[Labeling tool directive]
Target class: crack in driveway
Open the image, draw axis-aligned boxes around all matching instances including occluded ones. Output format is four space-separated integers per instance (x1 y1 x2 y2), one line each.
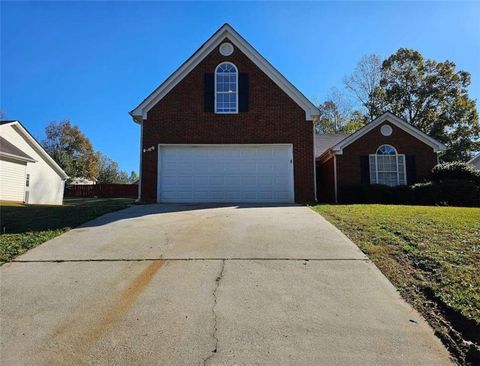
10 257 369 263
203 259 226 366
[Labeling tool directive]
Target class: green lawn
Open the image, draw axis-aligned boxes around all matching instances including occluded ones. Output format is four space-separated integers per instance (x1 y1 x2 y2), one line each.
312 204 479 363
0 198 135 263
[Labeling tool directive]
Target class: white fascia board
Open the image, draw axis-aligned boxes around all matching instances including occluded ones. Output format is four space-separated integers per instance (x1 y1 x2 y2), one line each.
331 112 447 154
130 24 320 123
7 121 69 180
0 151 36 163
468 153 480 164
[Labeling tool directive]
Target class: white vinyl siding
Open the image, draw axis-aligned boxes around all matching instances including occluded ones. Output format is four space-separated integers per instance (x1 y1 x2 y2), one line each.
0 159 26 202
0 124 65 205
157 145 294 203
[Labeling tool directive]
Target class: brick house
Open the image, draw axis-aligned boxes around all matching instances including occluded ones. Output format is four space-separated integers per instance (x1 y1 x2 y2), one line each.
130 24 446 204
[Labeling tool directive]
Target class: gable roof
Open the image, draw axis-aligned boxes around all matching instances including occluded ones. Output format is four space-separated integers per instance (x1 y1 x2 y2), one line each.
0 136 36 163
0 120 68 179
328 112 447 155
130 23 320 123
315 133 349 157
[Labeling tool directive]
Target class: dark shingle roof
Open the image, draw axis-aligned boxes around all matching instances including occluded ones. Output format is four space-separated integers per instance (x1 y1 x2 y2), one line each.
315 133 350 157
0 136 35 162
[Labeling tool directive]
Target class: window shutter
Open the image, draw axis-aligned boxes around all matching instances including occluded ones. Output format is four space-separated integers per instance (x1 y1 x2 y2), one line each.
204 73 214 112
360 156 370 185
406 155 416 185
238 73 249 112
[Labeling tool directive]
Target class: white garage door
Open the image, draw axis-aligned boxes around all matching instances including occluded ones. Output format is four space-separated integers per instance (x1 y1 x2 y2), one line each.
158 145 294 203
0 159 26 202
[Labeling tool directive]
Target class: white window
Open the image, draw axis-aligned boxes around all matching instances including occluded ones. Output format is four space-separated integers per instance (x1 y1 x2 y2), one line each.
215 62 238 114
369 145 406 186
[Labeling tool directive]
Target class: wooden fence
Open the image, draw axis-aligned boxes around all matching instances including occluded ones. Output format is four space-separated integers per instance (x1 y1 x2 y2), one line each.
65 184 138 198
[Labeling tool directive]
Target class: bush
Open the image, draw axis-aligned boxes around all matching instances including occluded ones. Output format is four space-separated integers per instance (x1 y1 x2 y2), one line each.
339 180 479 207
432 162 480 184
339 184 411 204
412 182 442 205
439 179 480 207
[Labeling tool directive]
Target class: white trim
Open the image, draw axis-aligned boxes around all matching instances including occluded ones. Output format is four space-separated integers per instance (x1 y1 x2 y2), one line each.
313 125 317 202
156 143 295 203
369 147 407 186
376 144 398 155
157 143 293 147
214 62 239 114
468 153 480 165
0 151 36 163
331 112 447 154
137 122 143 202
130 23 319 122
1 121 68 179
333 155 338 203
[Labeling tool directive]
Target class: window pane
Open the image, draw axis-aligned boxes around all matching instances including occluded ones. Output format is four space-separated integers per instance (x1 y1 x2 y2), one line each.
215 63 238 113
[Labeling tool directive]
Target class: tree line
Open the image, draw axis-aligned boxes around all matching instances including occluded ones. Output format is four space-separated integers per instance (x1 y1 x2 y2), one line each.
316 48 479 162
42 121 138 184
38 48 478 174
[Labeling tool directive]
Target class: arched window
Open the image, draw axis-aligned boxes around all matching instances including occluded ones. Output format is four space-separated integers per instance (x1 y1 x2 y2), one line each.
369 144 406 186
215 62 238 113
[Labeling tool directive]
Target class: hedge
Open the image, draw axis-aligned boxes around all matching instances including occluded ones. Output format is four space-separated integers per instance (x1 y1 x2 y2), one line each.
338 161 480 207
432 161 480 184
339 180 479 207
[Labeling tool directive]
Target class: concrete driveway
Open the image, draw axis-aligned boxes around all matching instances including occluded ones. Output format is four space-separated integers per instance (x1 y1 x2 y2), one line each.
1 204 451 365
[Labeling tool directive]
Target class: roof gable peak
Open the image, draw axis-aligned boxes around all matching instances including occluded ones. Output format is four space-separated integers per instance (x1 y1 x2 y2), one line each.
330 112 447 154
130 24 319 123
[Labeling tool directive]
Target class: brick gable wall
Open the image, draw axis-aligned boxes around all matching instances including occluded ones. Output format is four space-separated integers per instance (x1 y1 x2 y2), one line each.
336 121 438 190
140 38 315 203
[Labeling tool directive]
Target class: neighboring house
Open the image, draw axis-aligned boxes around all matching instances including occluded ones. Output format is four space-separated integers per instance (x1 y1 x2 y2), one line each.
468 153 480 169
0 120 68 205
130 24 446 204
70 177 97 185
316 113 446 202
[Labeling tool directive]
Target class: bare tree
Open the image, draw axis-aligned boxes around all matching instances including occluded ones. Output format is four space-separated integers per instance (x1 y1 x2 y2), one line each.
343 54 383 121
316 88 356 133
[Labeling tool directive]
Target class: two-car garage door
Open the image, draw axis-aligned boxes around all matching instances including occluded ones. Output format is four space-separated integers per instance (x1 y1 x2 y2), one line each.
157 145 294 203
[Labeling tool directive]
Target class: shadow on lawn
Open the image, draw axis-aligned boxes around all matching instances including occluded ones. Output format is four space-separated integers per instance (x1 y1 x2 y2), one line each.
0 199 299 233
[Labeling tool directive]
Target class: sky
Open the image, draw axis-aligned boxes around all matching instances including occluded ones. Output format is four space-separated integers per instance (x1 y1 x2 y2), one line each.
2 1 479 174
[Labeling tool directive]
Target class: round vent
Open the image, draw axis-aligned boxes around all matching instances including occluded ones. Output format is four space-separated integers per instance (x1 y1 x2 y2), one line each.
380 124 393 136
219 42 234 56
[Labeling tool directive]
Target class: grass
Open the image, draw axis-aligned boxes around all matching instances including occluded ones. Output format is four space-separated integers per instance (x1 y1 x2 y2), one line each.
311 204 480 363
0 197 135 263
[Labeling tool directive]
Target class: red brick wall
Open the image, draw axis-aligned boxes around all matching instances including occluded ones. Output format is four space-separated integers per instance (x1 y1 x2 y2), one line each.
140 37 315 203
336 121 438 190
316 156 336 203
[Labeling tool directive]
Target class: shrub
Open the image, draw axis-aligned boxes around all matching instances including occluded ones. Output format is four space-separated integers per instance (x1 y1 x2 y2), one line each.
439 179 480 207
391 185 416 204
361 184 392 203
339 184 412 204
412 182 442 205
338 179 480 207
432 162 480 184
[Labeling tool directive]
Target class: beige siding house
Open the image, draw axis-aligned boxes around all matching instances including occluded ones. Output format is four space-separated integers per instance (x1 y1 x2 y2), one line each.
0 120 68 205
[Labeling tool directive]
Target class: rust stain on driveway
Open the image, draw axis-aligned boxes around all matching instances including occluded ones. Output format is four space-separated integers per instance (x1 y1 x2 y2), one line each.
90 259 165 337
48 260 165 364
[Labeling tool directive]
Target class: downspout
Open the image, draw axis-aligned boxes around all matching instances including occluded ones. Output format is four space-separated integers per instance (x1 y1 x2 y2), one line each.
313 123 317 203
137 121 143 203
333 154 338 204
